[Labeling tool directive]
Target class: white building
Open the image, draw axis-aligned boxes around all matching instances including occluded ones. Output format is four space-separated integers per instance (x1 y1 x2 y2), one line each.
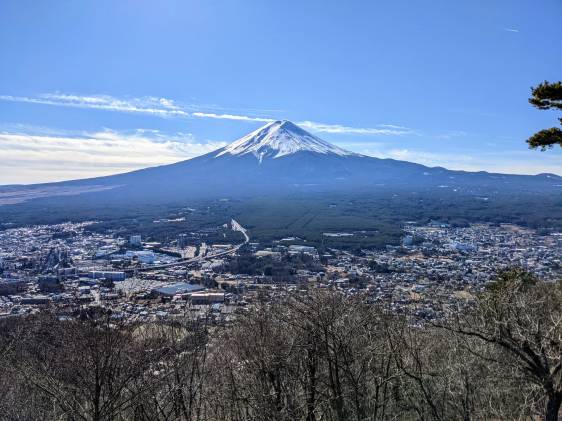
125 250 155 264
88 271 126 281
129 235 142 246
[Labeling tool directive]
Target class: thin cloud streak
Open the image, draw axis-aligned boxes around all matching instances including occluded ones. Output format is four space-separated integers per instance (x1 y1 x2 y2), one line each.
503 28 520 33
0 93 412 136
0 94 189 118
192 112 274 123
298 120 413 136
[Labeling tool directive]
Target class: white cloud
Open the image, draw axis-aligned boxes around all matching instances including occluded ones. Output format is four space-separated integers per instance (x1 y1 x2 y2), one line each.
0 94 190 118
297 120 413 136
0 92 413 136
359 147 562 176
192 112 274 122
503 28 519 33
0 129 226 184
378 124 411 129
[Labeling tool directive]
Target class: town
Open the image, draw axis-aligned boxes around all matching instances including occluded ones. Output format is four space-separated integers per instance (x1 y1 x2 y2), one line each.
1 218 560 322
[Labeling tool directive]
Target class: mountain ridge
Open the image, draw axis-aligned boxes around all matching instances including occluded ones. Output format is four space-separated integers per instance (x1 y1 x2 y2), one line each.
0 121 560 205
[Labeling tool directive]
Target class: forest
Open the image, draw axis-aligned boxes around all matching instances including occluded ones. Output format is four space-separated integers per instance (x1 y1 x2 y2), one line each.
1 189 561 250
1 269 561 421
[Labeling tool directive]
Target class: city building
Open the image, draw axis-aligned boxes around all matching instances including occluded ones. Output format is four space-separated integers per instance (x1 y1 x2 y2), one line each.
129 235 142 246
151 282 206 298
88 271 126 281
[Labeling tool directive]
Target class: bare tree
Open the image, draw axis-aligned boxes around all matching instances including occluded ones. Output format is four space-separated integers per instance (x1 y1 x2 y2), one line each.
450 269 562 420
10 309 168 421
2 274 559 421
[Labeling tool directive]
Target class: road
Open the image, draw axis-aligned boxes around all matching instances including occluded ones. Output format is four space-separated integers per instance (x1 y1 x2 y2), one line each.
231 218 250 243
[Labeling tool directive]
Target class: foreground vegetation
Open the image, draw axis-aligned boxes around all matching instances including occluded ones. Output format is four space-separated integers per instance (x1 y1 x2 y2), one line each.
1 269 561 421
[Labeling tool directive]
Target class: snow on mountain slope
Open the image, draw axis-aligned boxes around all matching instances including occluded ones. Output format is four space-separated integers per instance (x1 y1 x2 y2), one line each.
216 120 357 161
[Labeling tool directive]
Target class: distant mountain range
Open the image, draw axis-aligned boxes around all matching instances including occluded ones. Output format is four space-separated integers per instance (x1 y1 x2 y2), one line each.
1 120 560 205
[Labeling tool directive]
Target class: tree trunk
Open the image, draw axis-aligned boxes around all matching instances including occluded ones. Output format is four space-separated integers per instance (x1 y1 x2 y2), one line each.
306 347 317 421
545 393 561 421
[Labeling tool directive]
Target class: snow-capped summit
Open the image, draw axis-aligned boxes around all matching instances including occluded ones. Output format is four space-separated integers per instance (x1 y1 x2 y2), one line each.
216 120 355 161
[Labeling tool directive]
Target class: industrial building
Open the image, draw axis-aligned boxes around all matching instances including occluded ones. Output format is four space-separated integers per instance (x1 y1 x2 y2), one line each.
151 282 205 298
88 271 126 281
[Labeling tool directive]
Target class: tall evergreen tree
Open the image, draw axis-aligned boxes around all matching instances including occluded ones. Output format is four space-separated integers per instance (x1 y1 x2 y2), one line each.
527 81 562 150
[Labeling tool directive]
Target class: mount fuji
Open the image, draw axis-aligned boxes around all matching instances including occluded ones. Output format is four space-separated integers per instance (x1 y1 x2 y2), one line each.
1 120 560 206
216 120 355 160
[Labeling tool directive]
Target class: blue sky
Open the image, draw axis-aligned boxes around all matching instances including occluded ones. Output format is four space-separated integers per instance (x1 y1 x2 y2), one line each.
1 0 561 184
